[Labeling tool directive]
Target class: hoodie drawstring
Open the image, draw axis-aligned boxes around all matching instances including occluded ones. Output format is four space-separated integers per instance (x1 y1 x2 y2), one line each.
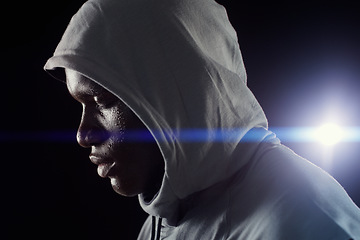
151 216 162 240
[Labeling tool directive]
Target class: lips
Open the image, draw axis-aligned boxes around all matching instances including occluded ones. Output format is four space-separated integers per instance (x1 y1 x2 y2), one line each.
89 154 115 178
97 162 115 178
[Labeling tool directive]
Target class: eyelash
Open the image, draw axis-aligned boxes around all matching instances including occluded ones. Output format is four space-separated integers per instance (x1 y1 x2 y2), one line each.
96 102 116 110
94 97 117 109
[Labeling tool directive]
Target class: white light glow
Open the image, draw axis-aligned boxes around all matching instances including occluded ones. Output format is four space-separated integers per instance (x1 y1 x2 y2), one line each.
314 123 345 146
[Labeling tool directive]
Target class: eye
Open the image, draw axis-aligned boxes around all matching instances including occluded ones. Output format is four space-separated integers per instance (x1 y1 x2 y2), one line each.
94 95 118 109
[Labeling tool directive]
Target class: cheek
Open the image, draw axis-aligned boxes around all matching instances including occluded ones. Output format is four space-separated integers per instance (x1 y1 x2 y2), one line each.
101 103 161 165
109 107 151 142
100 106 130 140
99 106 145 159
105 107 126 128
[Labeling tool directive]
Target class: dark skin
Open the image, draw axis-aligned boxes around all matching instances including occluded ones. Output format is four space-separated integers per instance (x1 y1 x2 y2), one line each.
65 69 164 198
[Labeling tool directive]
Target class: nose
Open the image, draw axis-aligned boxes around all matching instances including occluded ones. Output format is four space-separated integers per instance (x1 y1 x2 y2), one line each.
76 107 109 148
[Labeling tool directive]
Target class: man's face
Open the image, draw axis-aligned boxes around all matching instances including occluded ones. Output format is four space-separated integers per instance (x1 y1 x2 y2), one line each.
65 69 164 197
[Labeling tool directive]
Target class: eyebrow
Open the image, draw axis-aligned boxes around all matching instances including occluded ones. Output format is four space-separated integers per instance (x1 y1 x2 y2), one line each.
70 86 105 103
67 75 108 100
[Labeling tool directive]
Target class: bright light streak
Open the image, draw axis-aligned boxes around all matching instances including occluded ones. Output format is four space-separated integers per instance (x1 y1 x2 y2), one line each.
314 123 345 146
2 126 360 144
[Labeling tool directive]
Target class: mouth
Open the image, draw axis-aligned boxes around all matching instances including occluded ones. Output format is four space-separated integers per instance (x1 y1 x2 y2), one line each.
89 154 115 178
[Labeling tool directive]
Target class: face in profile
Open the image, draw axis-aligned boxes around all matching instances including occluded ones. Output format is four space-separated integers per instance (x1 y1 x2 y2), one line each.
65 69 164 197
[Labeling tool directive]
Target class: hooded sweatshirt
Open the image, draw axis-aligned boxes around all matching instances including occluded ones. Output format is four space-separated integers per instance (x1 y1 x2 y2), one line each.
44 0 360 239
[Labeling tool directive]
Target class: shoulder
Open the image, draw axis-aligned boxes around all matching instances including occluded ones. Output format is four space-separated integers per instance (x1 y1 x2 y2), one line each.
226 144 357 239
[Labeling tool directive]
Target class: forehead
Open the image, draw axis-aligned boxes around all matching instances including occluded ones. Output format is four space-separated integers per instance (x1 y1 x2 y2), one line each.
65 69 105 97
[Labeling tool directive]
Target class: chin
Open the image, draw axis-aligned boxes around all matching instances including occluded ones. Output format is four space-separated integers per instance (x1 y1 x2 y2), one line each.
110 177 139 197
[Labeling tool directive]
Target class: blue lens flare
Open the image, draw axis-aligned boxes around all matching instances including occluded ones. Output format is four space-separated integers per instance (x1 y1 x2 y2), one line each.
0 130 77 143
2 126 360 143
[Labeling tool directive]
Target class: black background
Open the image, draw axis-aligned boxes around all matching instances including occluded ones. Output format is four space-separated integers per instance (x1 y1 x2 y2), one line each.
3 1 360 239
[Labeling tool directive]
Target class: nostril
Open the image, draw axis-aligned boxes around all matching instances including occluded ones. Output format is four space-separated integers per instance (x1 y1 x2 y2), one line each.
77 128 110 148
76 129 90 148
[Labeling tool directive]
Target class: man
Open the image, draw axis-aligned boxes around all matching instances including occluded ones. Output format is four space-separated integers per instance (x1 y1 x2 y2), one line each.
44 0 360 239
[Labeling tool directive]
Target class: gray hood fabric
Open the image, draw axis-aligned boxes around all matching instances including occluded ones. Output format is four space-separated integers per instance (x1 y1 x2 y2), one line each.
44 0 360 239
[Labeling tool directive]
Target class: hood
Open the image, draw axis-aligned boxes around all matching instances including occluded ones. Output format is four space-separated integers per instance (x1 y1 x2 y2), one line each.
44 0 274 224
